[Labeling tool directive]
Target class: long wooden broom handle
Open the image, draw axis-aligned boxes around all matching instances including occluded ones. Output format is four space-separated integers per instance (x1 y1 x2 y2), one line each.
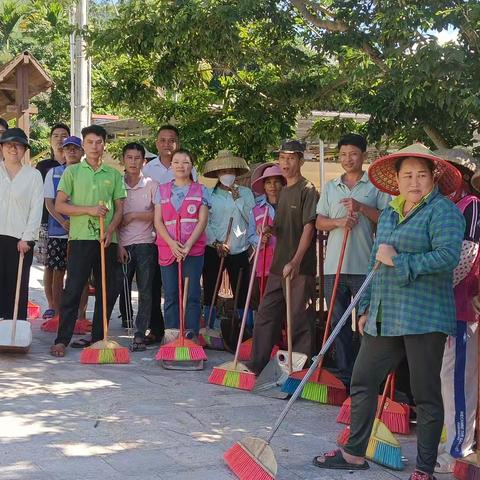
285 275 293 374
99 215 109 341
176 219 185 341
206 217 234 327
376 373 393 419
233 211 268 368
10 252 25 344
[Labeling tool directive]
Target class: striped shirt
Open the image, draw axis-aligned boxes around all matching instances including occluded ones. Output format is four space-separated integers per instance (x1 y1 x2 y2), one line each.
358 188 465 337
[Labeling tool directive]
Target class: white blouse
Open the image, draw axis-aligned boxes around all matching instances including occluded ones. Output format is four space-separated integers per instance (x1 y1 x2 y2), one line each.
0 162 44 241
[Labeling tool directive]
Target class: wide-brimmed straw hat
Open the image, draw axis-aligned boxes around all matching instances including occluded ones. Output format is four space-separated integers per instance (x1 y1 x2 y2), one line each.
434 148 478 183
368 143 462 196
470 170 480 194
202 150 250 179
251 163 286 195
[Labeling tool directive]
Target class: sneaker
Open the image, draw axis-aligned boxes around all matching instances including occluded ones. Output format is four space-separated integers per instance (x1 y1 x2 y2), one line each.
409 470 436 480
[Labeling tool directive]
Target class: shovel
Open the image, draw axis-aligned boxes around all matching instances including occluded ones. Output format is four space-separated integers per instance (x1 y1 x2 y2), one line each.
0 253 33 353
252 276 307 399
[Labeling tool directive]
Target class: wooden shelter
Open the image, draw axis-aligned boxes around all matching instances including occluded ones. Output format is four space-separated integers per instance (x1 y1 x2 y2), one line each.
0 51 53 162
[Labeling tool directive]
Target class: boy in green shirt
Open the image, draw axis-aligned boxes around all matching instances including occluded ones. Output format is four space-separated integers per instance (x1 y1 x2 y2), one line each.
50 125 126 357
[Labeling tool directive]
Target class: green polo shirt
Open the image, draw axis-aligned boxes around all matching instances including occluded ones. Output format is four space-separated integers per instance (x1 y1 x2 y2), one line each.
316 171 391 275
58 160 126 243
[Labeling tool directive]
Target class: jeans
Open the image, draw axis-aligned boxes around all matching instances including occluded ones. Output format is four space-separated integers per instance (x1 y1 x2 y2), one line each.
160 255 204 334
56 240 120 346
324 274 365 386
346 332 446 474
120 243 157 339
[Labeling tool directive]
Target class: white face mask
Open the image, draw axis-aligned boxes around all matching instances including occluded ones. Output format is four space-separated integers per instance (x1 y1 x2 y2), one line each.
219 173 236 187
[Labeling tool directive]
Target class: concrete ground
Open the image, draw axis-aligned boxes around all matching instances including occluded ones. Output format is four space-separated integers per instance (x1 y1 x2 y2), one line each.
0 261 455 480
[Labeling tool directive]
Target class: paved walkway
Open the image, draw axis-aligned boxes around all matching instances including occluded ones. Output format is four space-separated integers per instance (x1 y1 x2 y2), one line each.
0 262 454 480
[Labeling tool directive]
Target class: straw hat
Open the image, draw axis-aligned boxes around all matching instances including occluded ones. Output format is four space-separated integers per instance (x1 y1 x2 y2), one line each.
368 143 462 196
471 170 480 193
202 150 250 178
251 163 286 195
434 148 478 183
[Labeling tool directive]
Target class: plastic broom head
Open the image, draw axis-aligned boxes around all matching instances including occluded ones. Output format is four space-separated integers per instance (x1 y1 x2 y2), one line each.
224 437 277 480
79 339 130 364
208 361 256 391
156 338 207 361
366 419 403 470
300 368 347 406
238 338 253 361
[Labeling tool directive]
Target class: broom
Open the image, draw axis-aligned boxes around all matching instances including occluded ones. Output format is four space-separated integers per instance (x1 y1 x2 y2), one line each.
337 372 410 434
156 254 207 363
80 215 130 364
337 372 408 462
224 265 379 480
200 217 234 350
453 313 480 480
282 230 350 406
208 212 268 390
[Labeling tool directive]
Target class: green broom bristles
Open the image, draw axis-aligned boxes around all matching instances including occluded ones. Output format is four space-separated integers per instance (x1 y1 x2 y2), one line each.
301 382 328 403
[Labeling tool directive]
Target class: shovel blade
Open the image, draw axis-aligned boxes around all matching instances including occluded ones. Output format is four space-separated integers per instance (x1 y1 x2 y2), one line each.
0 319 32 353
253 350 307 399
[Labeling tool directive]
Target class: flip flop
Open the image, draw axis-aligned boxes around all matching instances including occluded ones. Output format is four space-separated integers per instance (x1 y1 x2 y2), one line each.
130 337 147 352
312 450 370 470
42 309 56 319
70 338 92 349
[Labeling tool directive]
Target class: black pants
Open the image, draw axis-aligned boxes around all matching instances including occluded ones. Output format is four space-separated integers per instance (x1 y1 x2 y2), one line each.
55 240 120 346
0 235 33 320
148 263 165 340
202 246 250 309
345 332 447 474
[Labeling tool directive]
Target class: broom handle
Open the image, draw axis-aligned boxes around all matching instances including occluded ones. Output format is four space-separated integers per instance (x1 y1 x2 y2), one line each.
10 253 25 344
178 258 184 339
389 372 396 400
233 211 268 368
314 229 350 376
285 275 293 374
99 215 109 340
259 207 270 297
266 263 379 443
377 373 393 419
206 217 234 327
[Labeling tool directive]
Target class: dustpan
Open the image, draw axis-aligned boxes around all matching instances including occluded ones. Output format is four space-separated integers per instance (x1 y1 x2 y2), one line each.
0 253 32 353
253 275 307 399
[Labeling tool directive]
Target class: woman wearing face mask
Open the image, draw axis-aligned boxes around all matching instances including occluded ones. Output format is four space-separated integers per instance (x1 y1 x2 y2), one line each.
314 144 465 480
202 150 255 333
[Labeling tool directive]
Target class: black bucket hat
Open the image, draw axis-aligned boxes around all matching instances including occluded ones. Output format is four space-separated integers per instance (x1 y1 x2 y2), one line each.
0 128 30 149
274 139 306 156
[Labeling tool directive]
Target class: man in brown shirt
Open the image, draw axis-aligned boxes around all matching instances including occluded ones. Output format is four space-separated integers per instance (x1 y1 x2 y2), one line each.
248 140 319 374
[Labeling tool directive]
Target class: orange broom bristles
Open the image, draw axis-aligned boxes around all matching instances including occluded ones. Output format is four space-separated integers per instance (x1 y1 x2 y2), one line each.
80 344 130 364
156 337 207 361
224 443 274 480
41 315 92 335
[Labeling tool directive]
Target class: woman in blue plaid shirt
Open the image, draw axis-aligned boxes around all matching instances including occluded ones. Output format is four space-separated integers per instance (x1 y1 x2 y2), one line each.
314 144 465 480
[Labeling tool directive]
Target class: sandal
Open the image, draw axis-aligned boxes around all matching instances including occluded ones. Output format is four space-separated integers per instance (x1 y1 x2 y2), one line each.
312 450 369 470
70 338 92 349
42 309 56 319
410 471 437 480
50 343 66 357
434 452 455 474
130 337 146 352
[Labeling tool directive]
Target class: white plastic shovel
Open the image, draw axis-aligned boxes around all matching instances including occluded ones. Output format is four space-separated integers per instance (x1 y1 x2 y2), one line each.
0 253 33 353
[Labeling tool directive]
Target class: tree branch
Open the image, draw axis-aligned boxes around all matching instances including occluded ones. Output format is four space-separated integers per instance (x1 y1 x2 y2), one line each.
290 0 348 32
423 124 449 149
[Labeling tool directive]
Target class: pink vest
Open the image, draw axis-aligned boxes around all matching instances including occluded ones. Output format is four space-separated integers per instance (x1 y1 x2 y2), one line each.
454 195 480 322
156 181 206 266
253 205 276 278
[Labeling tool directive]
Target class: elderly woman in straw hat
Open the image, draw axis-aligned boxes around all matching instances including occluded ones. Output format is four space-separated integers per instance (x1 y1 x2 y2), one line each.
433 148 480 473
202 150 255 334
315 144 465 480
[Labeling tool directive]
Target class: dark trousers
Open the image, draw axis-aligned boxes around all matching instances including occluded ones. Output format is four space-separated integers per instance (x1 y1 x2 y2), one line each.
119 243 157 338
251 273 315 373
324 274 365 386
148 263 165 340
0 235 33 320
203 246 250 309
346 332 447 474
55 240 120 346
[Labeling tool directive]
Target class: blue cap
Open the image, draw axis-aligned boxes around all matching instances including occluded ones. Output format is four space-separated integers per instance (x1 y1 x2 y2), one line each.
62 136 82 148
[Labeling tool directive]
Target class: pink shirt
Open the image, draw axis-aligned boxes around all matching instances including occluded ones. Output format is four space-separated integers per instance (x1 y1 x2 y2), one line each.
119 175 158 247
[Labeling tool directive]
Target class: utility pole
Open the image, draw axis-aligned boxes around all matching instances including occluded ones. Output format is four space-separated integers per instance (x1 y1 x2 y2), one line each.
70 0 91 136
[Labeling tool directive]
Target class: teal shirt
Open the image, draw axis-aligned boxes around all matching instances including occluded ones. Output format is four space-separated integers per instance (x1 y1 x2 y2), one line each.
316 171 391 275
206 185 255 255
358 188 465 336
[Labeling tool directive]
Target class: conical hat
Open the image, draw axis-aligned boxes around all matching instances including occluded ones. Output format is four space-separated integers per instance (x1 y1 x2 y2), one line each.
434 148 478 183
368 143 462 196
202 150 250 178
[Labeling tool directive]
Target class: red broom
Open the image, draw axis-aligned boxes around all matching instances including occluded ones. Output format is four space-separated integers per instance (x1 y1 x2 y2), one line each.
80 214 130 364
41 316 92 335
282 230 350 405
225 266 380 479
453 313 480 479
27 301 41 320
337 372 410 434
208 212 268 390
156 231 207 364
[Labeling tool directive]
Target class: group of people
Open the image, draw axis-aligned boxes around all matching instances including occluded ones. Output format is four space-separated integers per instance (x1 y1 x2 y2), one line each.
1 116 479 480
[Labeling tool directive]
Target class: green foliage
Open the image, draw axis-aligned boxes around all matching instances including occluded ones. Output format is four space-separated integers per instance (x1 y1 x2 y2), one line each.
309 118 364 142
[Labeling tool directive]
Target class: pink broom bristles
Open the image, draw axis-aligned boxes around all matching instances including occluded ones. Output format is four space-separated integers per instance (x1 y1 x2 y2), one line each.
80 346 130 364
208 366 255 391
238 339 253 361
224 443 274 480
156 339 207 361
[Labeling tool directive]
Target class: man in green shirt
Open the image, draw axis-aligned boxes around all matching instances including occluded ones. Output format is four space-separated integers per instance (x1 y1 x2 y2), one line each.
50 125 126 357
